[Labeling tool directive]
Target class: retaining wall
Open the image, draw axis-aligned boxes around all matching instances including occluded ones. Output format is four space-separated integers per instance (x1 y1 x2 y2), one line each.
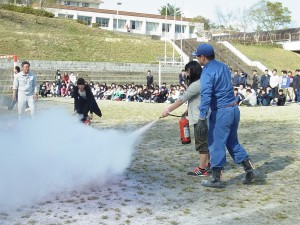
0 60 184 92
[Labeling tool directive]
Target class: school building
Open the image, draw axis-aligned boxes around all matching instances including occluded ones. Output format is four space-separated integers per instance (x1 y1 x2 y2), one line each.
45 0 204 40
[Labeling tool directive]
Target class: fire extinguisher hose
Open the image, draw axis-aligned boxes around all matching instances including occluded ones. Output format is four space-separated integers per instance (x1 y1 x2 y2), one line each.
159 114 183 119
168 114 182 118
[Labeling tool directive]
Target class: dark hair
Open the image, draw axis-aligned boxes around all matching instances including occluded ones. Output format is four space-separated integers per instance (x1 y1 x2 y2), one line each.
184 61 202 86
21 61 30 67
206 55 215 60
77 78 85 85
15 66 20 73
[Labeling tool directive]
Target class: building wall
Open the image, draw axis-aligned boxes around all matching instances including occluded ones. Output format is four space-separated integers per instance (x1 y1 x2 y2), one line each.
56 0 101 9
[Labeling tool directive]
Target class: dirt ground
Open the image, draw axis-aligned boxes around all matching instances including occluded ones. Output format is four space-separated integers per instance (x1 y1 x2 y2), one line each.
0 98 300 225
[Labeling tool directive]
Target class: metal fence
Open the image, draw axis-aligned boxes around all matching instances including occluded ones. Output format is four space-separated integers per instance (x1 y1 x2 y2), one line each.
211 29 300 44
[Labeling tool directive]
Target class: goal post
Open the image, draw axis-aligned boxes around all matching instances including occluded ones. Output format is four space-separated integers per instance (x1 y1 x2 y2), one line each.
157 56 186 87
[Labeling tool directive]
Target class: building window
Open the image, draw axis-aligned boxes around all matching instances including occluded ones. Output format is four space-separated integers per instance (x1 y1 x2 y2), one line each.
113 19 126 28
58 14 74 19
82 3 89 7
146 22 159 32
66 14 74 19
175 24 185 33
189 26 195 34
77 15 92 25
96 17 109 27
64 1 70 5
162 23 170 32
130 21 142 30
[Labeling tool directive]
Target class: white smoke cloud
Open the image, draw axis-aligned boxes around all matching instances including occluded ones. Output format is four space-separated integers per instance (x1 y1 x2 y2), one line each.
0 108 149 210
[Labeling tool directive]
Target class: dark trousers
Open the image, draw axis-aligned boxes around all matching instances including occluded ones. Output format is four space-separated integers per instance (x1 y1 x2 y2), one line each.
77 100 90 118
271 86 279 99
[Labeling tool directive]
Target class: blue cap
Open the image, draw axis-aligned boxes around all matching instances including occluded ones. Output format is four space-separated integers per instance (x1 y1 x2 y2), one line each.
192 43 215 57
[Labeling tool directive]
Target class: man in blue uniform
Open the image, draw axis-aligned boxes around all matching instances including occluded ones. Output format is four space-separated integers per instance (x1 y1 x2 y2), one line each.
193 44 260 188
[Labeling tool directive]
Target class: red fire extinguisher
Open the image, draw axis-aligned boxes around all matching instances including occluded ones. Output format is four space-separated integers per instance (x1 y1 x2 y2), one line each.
179 116 191 144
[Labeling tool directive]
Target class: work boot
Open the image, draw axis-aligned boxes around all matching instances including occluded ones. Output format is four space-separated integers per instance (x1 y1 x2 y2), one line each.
241 158 260 184
201 168 225 188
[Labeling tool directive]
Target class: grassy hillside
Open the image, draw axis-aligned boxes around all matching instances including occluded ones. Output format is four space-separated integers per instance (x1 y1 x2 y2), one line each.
0 9 177 63
233 43 300 72
1 9 299 69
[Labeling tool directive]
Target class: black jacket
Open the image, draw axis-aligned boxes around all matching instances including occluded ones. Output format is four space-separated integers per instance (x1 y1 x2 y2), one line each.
73 85 102 117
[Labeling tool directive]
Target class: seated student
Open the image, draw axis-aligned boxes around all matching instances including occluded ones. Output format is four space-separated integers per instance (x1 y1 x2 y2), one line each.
73 78 102 123
113 85 124 101
102 86 114 100
126 87 137 101
40 82 47 98
136 86 145 102
256 88 263 105
142 88 152 102
150 87 160 103
260 89 272 106
234 87 244 104
166 88 179 103
158 86 168 103
238 84 247 97
277 89 286 106
266 85 275 105
239 89 257 106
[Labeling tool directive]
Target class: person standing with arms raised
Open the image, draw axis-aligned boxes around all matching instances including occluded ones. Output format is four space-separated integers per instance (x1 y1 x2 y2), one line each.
12 61 38 119
193 44 260 188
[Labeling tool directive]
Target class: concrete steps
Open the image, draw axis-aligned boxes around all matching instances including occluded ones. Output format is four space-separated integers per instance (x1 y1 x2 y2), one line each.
0 60 184 94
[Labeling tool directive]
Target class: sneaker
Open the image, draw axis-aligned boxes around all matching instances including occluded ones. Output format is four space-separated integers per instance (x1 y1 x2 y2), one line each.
204 163 211 173
187 167 208 177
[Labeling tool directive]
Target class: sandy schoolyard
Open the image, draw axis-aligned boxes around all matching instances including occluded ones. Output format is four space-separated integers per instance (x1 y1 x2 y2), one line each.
0 98 299 225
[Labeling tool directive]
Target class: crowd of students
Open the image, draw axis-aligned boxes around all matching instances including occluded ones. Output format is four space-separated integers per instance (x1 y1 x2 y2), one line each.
38 70 188 103
39 68 300 107
232 68 300 106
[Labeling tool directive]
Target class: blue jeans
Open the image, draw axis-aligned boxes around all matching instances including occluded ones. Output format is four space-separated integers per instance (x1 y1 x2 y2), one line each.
208 105 249 169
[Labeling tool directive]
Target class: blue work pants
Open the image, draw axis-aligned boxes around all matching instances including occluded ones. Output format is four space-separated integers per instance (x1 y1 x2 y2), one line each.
208 105 249 169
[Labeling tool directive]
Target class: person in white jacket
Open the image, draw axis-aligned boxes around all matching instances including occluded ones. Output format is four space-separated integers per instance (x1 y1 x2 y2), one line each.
161 61 210 177
270 69 280 104
240 89 257 106
12 61 38 119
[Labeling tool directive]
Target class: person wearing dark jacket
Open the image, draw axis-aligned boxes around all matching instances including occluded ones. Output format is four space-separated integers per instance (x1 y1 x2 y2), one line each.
259 89 272 106
277 89 286 106
294 69 300 103
260 69 270 89
252 70 259 92
73 78 102 123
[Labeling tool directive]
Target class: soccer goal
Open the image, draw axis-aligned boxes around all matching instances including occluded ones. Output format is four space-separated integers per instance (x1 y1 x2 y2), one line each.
0 54 18 108
157 57 187 87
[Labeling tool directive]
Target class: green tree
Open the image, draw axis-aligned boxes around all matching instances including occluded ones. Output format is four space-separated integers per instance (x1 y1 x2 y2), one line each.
158 3 181 17
248 0 291 41
192 15 213 30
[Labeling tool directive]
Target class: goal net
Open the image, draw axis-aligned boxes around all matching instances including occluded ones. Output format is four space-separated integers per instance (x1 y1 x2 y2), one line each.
0 55 17 108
